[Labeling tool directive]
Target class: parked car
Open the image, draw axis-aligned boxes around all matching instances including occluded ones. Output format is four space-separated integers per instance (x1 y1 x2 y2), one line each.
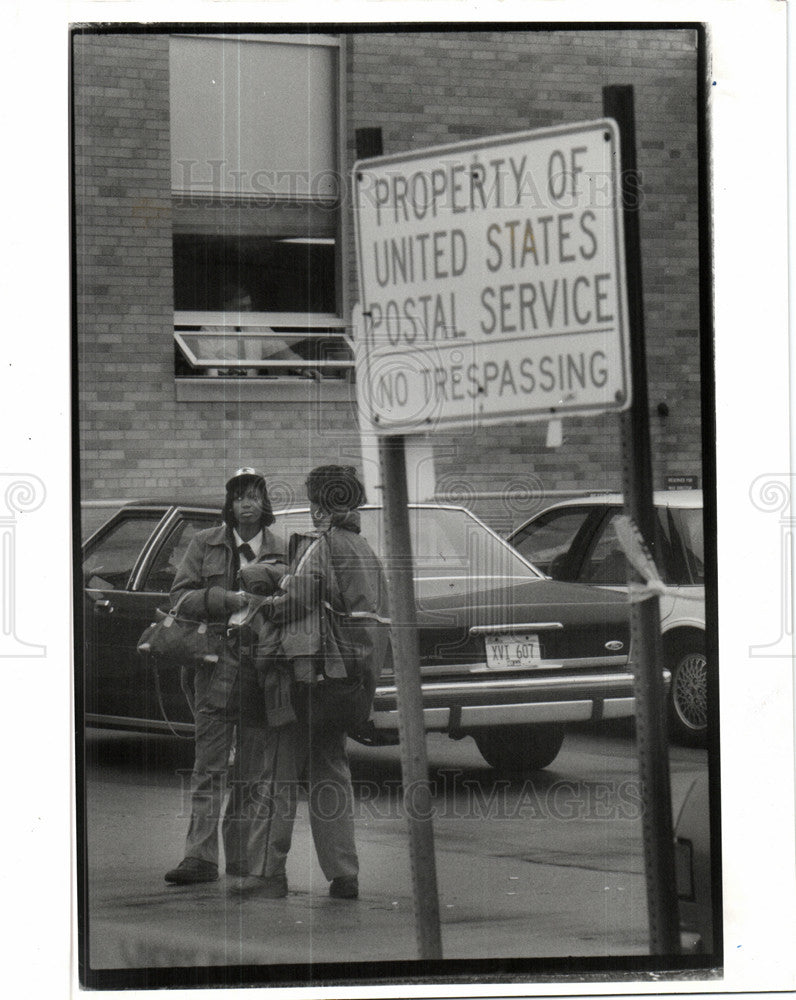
674 774 715 954
80 501 641 775
506 491 706 745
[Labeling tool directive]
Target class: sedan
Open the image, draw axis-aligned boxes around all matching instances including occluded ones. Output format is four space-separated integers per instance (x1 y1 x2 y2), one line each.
80 501 637 775
507 490 707 745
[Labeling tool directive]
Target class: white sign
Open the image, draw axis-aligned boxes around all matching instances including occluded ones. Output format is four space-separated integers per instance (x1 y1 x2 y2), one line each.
353 120 631 434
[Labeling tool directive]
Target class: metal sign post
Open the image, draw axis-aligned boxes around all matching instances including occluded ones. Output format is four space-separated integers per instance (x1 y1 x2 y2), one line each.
603 85 681 955
354 106 679 957
355 128 443 961
379 434 443 961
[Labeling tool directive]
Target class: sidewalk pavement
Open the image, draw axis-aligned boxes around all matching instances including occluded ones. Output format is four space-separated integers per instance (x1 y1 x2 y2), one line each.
88 817 649 970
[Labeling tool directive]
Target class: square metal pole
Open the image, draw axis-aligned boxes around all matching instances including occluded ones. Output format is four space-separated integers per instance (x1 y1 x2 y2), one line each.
356 127 443 961
603 85 681 956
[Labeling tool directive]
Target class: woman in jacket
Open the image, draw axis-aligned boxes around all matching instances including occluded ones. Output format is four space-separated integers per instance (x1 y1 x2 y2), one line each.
234 465 390 900
163 468 287 886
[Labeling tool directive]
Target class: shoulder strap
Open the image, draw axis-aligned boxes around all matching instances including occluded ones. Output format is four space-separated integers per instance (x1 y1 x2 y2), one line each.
321 529 347 614
151 664 193 740
169 591 192 616
291 532 324 576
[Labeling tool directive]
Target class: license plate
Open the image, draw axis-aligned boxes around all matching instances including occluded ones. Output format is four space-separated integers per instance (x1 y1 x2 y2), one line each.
484 632 542 669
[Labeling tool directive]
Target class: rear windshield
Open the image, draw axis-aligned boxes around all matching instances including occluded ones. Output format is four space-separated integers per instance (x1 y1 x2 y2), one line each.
272 507 542 582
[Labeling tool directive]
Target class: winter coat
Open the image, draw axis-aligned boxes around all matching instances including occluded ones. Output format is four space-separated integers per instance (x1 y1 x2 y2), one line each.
170 523 286 620
258 510 391 691
170 523 287 710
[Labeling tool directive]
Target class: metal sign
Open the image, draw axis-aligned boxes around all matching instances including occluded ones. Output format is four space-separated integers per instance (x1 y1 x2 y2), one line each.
353 120 631 434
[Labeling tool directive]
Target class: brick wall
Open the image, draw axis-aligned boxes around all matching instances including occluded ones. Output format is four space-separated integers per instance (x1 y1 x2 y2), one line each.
345 28 703 501
73 33 360 506
74 34 174 497
74 29 704 515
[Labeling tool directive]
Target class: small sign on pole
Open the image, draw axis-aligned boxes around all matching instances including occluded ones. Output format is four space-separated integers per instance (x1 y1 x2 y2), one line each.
354 121 631 435
665 474 699 491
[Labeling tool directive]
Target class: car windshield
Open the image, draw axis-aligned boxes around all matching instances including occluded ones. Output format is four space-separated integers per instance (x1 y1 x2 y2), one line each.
273 506 543 583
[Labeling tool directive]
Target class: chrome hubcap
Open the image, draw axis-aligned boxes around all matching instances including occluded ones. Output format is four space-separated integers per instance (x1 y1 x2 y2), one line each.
673 652 708 730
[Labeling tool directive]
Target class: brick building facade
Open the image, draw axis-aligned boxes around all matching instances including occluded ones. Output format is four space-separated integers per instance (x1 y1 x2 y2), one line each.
73 27 705 529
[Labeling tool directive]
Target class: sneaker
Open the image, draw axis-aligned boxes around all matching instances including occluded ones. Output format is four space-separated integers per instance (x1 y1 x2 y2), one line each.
229 874 288 899
164 857 219 885
329 875 359 899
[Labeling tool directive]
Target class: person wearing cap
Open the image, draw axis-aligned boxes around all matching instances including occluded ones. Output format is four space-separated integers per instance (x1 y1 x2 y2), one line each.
163 468 287 886
232 464 390 901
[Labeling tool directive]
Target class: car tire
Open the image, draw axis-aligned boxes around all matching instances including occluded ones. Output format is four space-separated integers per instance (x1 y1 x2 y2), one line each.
668 638 708 747
473 724 565 775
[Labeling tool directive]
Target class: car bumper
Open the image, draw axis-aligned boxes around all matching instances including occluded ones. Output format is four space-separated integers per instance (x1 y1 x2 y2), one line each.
88 669 670 739
371 669 652 733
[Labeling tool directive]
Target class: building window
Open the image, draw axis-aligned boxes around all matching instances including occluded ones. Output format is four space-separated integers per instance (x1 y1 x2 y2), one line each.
169 34 351 380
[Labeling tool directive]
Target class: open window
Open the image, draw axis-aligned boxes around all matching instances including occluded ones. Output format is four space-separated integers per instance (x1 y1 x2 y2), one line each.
170 34 351 381
140 514 221 594
82 512 165 592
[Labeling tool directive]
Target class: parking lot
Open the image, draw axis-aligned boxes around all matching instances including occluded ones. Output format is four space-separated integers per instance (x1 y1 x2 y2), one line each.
83 724 709 973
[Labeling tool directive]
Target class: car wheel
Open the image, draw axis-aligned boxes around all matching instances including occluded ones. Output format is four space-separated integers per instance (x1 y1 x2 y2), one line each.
473 724 565 775
668 640 708 746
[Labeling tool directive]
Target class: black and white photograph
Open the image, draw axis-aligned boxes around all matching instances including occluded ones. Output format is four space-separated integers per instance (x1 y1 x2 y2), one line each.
2 2 795 998
71 19 718 989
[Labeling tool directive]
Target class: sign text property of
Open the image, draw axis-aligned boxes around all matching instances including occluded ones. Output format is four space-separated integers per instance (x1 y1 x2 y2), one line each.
353 120 631 433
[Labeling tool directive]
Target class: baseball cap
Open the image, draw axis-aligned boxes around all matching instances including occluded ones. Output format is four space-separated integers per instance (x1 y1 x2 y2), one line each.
226 467 266 492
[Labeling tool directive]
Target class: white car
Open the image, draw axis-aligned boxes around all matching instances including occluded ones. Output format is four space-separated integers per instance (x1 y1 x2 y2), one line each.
507 491 707 745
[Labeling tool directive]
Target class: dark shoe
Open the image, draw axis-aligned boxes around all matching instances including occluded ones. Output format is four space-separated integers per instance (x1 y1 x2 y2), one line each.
229 874 288 899
164 857 218 885
329 875 359 899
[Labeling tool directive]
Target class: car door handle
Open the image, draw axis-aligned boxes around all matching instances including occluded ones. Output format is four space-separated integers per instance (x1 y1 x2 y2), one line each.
94 599 114 614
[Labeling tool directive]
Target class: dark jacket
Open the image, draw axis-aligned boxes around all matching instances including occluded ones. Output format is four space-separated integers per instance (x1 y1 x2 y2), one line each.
170 523 287 620
262 510 391 682
170 523 287 712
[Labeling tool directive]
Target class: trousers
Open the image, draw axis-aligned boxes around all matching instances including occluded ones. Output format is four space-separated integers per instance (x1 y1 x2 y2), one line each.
180 643 267 872
247 709 358 883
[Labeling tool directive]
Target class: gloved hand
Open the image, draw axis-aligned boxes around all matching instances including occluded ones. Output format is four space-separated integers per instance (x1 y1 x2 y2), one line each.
239 561 284 595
